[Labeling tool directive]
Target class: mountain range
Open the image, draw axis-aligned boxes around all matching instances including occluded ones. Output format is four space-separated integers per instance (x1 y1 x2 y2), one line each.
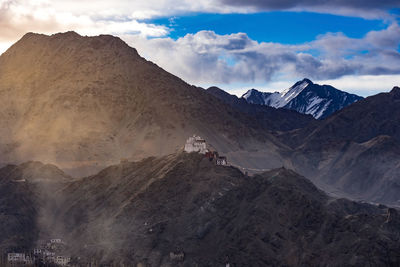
284 86 400 205
1 31 400 266
242 78 363 119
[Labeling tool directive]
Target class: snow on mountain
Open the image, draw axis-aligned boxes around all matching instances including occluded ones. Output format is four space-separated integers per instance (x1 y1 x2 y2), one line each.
241 89 273 105
242 78 363 119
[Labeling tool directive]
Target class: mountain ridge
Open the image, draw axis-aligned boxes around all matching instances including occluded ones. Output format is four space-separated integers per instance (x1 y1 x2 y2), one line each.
242 78 363 119
1 153 400 266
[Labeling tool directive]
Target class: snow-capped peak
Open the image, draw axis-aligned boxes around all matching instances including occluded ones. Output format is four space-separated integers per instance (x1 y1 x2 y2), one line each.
241 78 363 119
266 79 312 108
242 89 258 99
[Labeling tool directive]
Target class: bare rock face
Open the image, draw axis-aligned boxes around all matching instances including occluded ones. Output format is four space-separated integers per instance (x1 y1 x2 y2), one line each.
0 32 288 176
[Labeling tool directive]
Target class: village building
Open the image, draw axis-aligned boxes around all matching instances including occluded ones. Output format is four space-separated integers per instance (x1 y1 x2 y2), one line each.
184 135 208 154
216 156 228 166
169 251 185 262
8 238 71 266
56 256 71 266
50 239 62 244
43 251 55 257
7 253 32 264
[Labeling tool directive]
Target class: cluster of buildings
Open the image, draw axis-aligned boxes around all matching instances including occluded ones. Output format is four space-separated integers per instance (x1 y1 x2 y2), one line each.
7 253 32 265
7 239 71 266
184 135 228 165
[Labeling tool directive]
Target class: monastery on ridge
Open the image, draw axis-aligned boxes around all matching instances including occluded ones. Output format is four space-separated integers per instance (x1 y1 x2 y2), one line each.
184 135 227 165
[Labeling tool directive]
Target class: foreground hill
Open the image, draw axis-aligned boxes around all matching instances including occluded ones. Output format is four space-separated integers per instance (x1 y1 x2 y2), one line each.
242 79 363 119
0 31 312 176
1 153 399 266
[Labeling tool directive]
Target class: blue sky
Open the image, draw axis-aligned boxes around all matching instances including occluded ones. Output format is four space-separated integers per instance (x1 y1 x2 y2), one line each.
148 12 388 44
0 0 400 96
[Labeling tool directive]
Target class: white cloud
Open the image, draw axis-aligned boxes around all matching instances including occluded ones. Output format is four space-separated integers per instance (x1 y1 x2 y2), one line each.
0 0 169 43
217 0 400 20
315 75 400 96
120 23 400 94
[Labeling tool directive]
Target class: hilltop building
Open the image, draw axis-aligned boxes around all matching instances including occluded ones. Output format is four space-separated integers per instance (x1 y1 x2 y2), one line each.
184 135 229 166
216 156 228 166
184 135 208 154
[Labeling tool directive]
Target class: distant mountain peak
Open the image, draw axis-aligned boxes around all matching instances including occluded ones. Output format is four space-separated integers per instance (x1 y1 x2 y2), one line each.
390 86 400 98
242 79 363 119
242 88 260 99
53 31 81 37
292 78 313 87
279 78 312 103
18 31 131 50
21 31 81 41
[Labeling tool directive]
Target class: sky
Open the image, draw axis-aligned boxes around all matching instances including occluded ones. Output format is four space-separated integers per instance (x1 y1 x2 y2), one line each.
0 0 400 96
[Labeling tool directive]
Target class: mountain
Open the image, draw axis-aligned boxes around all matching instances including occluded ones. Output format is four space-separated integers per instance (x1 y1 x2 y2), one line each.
283 86 400 205
242 78 363 119
1 153 400 266
0 31 304 176
206 86 314 132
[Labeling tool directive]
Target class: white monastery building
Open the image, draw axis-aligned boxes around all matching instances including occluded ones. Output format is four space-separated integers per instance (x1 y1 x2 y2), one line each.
184 135 208 154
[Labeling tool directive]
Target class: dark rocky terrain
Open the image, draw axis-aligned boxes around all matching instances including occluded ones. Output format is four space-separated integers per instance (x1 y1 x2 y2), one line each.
282 86 400 206
0 162 71 256
1 153 400 266
0 166 37 255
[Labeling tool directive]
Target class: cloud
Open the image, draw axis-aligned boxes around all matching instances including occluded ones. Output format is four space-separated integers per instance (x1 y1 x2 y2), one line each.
121 22 400 87
217 0 400 19
315 75 400 96
0 0 168 44
219 0 400 9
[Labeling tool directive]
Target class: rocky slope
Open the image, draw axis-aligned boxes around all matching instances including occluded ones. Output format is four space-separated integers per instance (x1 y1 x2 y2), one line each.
283 86 400 205
0 167 37 254
0 162 71 256
1 153 400 266
242 78 363 119
0 31 305 176
206 86 314 132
